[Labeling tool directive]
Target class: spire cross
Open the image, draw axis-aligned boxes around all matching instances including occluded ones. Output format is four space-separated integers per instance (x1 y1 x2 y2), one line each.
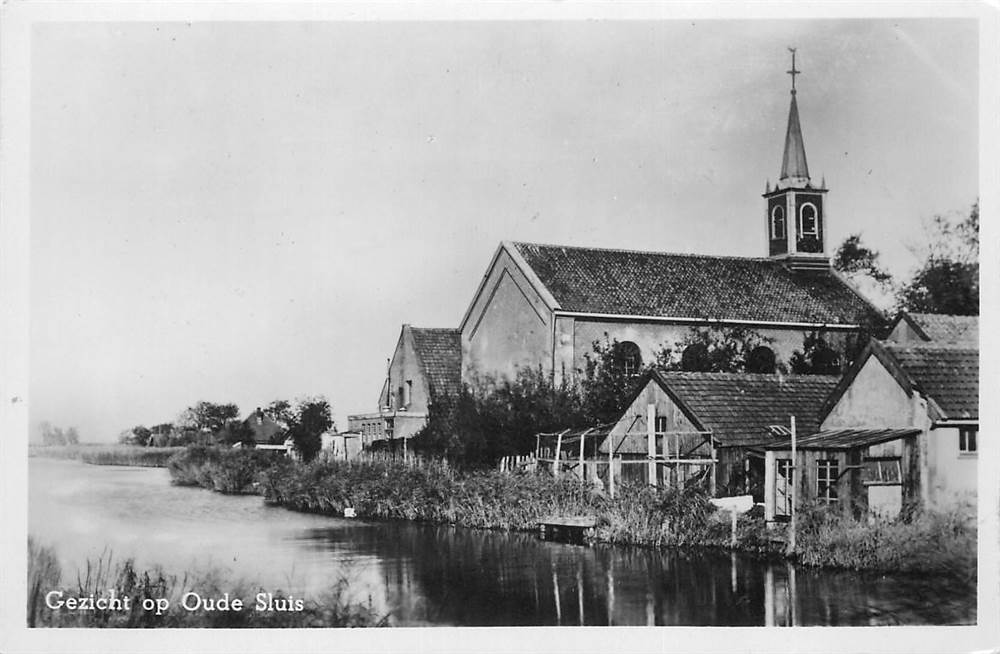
786 47 800 94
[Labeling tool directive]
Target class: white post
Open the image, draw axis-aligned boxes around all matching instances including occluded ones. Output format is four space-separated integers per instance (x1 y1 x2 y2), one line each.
789 416 797 556
579 429 586 481
647 403 657 488
554 430 564 478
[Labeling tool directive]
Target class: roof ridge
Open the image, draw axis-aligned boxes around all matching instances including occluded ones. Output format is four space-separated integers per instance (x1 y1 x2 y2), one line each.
655 369 839 379
410 326 460 334
511 240 774 263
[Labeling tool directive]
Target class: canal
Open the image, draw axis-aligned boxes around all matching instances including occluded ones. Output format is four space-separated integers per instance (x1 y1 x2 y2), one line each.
28 458 975 626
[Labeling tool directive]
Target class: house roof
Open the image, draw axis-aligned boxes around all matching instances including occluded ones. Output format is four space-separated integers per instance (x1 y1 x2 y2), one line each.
648 370 840 447
821 340 979 423
890 312 979 345
509 242 880 326
243 411 284 444
764 427 922 451
410 327 463 401
884 344 978 421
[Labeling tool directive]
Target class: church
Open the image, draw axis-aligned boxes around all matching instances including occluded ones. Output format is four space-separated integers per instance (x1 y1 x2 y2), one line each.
353 54 883 443
458 55 880 388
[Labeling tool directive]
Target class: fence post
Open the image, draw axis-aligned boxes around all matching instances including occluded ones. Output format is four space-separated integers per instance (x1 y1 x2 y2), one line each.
579 429 587 481
554 430 564 478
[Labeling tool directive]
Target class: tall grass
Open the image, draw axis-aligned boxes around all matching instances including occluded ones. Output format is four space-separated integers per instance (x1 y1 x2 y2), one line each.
27 537 385 628
794 501 977 580
30 444 183 468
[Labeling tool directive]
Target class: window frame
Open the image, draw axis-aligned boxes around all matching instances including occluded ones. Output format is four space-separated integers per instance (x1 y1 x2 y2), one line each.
959 427 978 455
816 458 840 502
771 205 786 240
799 202 819 237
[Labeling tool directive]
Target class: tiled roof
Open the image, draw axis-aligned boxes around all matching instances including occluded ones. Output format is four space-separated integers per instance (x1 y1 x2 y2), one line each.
906 313 979 345
764 427 921 451
511 242 879 325
884 344 979 420
654 370 840 447
410 327 463 401
243 412 284 444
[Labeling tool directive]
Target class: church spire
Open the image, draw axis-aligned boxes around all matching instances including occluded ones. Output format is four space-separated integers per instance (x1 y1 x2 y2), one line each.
779 48 810 186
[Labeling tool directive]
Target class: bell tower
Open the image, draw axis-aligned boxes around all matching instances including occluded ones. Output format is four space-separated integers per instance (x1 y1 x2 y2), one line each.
763 48 829 271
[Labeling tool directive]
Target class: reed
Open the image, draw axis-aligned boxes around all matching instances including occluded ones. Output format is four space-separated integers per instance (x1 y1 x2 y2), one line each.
30 444 183 468
26 536 385 628
168 447 978 579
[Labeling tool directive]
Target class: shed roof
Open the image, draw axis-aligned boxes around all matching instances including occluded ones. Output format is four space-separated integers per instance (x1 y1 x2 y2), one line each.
884 344 978 421
510 241 880 326
764 427 921 451
410 327 463 401
648 370 839 447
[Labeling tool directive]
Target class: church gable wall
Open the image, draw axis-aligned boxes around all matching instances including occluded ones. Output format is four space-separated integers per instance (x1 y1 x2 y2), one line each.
462 249 553 383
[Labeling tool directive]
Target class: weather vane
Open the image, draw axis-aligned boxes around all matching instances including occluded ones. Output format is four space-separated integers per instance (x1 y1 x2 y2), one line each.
787 47 800 94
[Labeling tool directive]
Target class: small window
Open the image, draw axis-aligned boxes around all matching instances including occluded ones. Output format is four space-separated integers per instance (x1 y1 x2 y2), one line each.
771 205 786 240
959 428 978 454
613 341 642 377
800 203 818 237
404 380 413 407
817 459 839 502
655 416 667 434
863 457 902 485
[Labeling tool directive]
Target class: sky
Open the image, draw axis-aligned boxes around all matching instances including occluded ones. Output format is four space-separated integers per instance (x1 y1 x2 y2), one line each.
28 18 978 442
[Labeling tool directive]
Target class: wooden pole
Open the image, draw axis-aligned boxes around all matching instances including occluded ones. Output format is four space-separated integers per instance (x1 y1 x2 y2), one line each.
608 435 615 499
709 438 717 496
788 415 797 556
647 403 657 488
579 429 586 481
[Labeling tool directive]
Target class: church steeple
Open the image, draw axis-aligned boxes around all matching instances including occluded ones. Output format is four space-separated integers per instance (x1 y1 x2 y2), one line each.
763 48 829 270
779 48 810 187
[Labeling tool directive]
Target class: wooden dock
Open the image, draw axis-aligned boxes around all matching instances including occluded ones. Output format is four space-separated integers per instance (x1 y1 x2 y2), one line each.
537 515 597 544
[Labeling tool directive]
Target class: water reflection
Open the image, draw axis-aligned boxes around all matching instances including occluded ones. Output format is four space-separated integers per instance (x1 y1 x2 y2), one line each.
298 522 975 626
30 458 974 627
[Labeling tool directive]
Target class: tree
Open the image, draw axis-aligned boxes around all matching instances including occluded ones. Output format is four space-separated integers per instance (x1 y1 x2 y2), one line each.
897 201 979 315
789 332 842 375
64 427 80 445
661 326 775 374
263 400 294 431
579 336 652 425
178 401 241 434
286 397 333 462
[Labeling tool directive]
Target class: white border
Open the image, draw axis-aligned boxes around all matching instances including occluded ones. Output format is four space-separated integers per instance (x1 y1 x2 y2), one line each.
2 2 997 653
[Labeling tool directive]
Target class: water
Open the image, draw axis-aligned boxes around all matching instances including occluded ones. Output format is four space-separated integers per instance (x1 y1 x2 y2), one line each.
28 458 975 626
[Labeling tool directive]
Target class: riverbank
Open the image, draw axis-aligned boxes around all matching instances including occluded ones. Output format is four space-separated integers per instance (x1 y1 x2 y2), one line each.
27 536 385 628
164 448 977 582
30 444 183 468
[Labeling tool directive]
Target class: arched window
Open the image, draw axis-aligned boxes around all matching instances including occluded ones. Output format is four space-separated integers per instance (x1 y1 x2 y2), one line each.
747 346 776 374
613 341 642 376
799 203 818 237
770 205 786 240
681 343 710 372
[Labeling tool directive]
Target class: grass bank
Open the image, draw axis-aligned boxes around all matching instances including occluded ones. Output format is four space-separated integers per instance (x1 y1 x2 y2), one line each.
29 444 184 468
27 537 385 628
166 448 977 581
